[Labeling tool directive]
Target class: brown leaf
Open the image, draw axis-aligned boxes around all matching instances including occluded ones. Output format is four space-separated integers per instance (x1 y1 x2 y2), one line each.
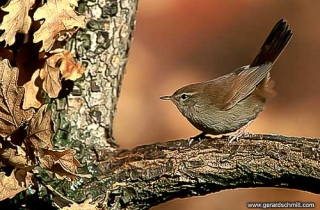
38 50 84 98
0 0 35 46
40 57 62 98
0 146 33 169
39 149 81 181
56 50 85 81
23 69 43 109
0 169 33 201
25 104 54 151
33 0 85 52
0 59 34 137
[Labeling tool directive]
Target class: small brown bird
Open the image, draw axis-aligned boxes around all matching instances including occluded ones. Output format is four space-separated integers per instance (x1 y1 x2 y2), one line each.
160 19 293 143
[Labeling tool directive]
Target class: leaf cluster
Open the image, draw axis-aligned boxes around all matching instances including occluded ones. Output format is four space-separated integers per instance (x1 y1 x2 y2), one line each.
0 0 86 201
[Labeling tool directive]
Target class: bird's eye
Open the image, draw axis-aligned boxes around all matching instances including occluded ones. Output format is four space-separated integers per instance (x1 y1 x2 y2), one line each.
181 93 188 100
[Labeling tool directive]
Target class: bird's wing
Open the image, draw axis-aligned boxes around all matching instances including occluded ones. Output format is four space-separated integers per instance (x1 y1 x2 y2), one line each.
222 62 273 110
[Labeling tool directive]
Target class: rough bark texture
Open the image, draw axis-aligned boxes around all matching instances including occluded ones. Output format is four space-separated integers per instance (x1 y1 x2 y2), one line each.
84 134 320 209
52 0 136 165
31 0 320 209
47 0 138 206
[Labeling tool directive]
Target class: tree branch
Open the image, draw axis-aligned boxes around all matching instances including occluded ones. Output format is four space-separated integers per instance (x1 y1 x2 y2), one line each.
80 134 320 209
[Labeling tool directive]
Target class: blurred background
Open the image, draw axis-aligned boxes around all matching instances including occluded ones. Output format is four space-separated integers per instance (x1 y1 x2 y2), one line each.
114 0 320 209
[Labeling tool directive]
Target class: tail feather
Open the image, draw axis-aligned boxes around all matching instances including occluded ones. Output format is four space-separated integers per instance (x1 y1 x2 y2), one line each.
251 18 293 67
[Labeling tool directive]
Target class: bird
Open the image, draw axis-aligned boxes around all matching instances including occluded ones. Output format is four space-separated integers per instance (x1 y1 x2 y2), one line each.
160 19 293 144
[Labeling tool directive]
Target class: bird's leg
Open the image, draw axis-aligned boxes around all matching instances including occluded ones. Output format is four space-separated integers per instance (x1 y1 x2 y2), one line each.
228 121 253 144
188 132 207 146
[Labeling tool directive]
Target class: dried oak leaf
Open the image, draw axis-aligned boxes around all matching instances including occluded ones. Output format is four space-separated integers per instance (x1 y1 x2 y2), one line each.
23 69 43 109
0 169 33 201
39 149 81 181
25 104 54 151
33 0 85 52
38 50 84 98
0 146 33 169
0 0 35 46
55 50 85 81
40 56 61 98
0 59 34 137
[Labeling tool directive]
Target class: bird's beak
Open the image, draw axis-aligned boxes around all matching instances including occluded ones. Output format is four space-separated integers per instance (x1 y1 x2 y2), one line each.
159 95 172 100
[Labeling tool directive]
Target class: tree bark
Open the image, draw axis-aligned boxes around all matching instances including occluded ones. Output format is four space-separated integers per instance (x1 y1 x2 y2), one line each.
44 0 320 209
82 134 320 209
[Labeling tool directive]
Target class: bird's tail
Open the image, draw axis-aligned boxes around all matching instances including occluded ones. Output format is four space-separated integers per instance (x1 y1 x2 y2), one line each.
251 19 293 67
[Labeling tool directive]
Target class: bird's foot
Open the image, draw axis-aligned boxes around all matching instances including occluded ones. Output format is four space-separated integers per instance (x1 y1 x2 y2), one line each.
188 132 206 146
228 121 253 145
227 130 248 144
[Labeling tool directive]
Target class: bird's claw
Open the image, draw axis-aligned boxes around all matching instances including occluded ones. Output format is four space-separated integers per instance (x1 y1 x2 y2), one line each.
188 133 206 146
187 138 195 146
228 120 253 145
228 131 249 145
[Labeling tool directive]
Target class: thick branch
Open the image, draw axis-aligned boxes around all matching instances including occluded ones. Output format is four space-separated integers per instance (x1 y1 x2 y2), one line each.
83 134 320 209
